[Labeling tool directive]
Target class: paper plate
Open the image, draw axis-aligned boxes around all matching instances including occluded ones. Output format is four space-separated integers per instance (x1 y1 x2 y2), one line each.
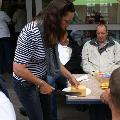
62 87 91 96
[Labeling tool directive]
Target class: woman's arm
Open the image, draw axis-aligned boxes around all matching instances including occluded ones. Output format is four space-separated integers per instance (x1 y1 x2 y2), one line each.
13 62 54 94
60 64 79 87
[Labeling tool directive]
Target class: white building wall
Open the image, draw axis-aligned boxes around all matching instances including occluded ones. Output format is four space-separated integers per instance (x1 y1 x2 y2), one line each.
0 0 2 9
26 0 42 22
26 0 32 22
35 0 42 15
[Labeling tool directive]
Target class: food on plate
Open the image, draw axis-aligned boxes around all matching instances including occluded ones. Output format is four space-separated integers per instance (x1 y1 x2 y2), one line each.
71 85 86 96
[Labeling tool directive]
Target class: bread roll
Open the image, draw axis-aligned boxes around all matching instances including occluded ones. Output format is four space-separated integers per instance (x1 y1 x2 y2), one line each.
71 85 86 96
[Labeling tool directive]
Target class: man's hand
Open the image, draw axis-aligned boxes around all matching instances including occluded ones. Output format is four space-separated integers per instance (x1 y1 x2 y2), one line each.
100 89 112 108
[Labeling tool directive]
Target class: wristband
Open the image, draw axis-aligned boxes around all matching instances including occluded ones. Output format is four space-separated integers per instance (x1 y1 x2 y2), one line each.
37 80 44 88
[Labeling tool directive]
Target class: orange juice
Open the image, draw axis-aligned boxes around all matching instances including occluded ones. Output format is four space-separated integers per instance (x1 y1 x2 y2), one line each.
95 72 110 89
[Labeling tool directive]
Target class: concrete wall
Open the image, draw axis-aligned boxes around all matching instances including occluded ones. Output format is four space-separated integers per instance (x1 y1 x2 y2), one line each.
26 0 42 22
0 0 2 9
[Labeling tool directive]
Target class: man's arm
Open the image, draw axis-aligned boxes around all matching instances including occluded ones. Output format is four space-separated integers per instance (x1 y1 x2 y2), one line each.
82 42 97 74
100 89 112 108
107 42 120 73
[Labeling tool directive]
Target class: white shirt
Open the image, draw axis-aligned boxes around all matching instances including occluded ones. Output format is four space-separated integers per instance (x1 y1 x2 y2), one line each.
0 11 11 38
0 91 16 120
58 43 72 65
12 9 27 32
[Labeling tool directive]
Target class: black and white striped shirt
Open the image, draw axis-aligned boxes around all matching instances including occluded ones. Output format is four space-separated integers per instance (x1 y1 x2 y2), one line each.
13 21 47 81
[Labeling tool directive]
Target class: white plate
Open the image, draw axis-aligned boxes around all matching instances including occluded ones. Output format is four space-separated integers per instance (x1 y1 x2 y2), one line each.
62 87 91 96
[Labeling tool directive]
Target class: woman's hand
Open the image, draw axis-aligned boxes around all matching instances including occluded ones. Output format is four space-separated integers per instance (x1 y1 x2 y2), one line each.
68 75 79 88
38 81 55 94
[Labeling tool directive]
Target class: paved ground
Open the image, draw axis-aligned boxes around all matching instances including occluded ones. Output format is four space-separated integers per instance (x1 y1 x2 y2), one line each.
5 74 89 120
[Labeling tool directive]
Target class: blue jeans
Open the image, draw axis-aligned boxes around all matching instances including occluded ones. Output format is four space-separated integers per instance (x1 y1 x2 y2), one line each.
47 74 67 120
13 77 51 120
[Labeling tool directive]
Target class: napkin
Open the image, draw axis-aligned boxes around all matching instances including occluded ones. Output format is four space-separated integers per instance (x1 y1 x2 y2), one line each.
76 75 89 82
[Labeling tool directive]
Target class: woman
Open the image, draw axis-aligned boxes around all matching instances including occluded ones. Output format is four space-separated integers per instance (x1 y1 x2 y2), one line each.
13 0 79 120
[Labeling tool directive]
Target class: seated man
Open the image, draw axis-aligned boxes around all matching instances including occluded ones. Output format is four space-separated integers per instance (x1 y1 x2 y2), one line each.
0 75 16 120
101 67 120 120
82 23 118 120
82 24 120 74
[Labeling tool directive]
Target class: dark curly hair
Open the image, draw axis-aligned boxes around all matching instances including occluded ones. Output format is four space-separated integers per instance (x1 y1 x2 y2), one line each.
36 0 75 47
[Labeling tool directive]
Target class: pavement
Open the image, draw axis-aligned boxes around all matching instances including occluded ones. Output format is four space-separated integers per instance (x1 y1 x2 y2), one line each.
5 74 89 120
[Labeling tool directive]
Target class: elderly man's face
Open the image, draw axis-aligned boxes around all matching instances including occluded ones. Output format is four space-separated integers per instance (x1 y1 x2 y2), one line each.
96 25 108 43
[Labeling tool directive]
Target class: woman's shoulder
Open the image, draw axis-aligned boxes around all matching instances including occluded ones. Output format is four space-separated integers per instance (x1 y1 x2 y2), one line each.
24 21 38 30
21 21 40 37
